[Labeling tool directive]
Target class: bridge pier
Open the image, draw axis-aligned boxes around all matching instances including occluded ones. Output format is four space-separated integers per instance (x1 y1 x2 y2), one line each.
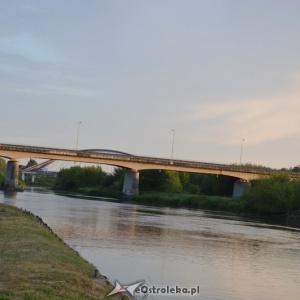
21 173 35 183
5 160 19 190
233 180 251 197
122 170 139 196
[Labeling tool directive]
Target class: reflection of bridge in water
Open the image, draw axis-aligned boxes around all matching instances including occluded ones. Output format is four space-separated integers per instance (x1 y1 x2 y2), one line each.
1 143 300 197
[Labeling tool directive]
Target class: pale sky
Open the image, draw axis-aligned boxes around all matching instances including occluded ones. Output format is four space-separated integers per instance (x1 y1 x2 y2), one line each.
1 0 300 169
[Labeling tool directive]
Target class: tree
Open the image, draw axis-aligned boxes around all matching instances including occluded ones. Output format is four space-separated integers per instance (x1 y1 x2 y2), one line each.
241 174 300 214
25 159 38 168
54 166 106 190
103 167 125 190
0 158 6 184
139 170 182 193
292 165 300 172
0 158 6 170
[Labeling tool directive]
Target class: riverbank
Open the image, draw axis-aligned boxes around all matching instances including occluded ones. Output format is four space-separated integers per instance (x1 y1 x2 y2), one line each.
54 188 241 212
130 193 300 226
130 192 243 212
0 203 123 300
51 183 300 225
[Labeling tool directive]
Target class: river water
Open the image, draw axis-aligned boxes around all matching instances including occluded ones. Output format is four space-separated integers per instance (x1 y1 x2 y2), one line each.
1 188 300 300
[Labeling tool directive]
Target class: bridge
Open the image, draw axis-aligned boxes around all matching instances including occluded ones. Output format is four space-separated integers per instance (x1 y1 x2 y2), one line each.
20 159 57 183
1 143 300 197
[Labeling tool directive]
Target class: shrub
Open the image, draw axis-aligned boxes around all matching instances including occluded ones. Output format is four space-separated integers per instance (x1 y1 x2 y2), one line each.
242 175 300 214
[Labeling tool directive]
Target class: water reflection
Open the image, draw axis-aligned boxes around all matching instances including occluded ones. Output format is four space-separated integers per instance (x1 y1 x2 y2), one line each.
3 191 17 199
1 189 300 300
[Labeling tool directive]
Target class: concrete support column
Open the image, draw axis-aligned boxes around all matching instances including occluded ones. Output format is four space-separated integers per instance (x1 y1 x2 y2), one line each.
233 180 251 197
5 160 19 189
31 174 35 183
122 170 139 196
21 173 25 181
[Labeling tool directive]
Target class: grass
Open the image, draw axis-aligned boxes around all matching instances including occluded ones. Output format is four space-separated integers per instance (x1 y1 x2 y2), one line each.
131 192 244 213
0 203 124 300
54 187 245 214
54 187 122 200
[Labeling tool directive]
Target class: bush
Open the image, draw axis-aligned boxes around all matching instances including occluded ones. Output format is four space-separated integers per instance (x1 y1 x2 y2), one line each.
0 173 4 186
54 166 106 190
132 192 242 212
242 175 300 214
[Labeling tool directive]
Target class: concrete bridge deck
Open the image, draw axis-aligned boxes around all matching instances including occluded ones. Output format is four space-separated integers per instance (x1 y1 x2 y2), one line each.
1 143 299 181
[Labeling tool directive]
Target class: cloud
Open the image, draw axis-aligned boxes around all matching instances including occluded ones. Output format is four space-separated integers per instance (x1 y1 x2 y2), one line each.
185 92 300 146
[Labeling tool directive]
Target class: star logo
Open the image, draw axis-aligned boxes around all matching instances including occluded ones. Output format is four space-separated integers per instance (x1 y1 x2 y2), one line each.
107 280 144 297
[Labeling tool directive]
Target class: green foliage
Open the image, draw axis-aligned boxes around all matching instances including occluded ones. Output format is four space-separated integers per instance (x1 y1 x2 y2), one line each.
0 157 6 169
242 162 269 170
54 166 106 190
187 173 235 196
23 173 56 187
0 203 115 299
54 166 125 198
52 164 300 214
139 170 235 196
0 158 6 185
242 174 300 214
139 170 183 193
131 193 241 212
0 173 4 185
54 166 237 198
34 175 56 187
292 165 300 172
25 159 38 168
106 167 126 190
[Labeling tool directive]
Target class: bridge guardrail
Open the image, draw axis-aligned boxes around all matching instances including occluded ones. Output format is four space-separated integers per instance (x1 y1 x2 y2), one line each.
1 143 300 179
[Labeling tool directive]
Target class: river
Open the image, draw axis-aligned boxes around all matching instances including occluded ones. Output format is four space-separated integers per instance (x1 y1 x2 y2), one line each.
1 188 300 299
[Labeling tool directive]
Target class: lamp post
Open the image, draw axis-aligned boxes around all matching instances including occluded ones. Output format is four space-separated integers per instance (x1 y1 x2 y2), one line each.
76 121 82 150
240 138 245 165
171 129 175 161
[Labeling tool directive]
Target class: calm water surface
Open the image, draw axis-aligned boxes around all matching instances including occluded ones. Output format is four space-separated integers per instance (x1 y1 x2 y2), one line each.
1 188 300 300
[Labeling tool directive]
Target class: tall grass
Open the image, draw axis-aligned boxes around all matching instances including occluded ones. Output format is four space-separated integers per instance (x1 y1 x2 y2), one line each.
133 175 300 215
131 193 243 212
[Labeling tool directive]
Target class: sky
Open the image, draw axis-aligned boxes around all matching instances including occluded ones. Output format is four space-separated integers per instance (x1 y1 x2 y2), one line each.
0 0 300 169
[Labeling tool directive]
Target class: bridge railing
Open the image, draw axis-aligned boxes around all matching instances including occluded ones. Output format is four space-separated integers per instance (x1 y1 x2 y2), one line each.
1 143 300 178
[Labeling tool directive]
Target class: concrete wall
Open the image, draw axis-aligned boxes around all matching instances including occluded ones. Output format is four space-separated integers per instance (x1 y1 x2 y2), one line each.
233 180 251 197
5 160 19 188
122 170 139 196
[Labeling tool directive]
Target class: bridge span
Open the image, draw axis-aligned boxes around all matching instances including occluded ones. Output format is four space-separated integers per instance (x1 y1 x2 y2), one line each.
1 143 299 196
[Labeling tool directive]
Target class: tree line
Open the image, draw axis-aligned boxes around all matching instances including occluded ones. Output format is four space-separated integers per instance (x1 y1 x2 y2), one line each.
0 158 5 184
37 162 300 214
2 157 300 214
53 166 238 197
54 165 300 213
242 174 300 214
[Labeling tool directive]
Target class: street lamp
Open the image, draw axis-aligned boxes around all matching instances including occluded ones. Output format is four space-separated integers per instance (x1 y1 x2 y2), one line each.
171 129 175 161
76 121 82 150
240 138 245 165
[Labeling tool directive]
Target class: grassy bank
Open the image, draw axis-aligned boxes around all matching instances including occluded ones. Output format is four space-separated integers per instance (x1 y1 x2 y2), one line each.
54 187 122 200
0 203 121 300
53 188 243 213
131 193 244 213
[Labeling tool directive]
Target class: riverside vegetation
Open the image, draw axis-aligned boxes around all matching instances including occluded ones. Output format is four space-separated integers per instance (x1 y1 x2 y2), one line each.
52 165 300 215
1 157 300 215
0 203 126 300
